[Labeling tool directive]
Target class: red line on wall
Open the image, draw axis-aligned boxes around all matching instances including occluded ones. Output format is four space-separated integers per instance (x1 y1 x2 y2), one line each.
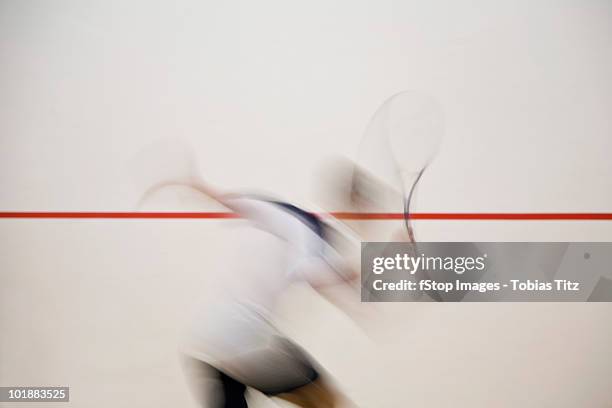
1 212 611 220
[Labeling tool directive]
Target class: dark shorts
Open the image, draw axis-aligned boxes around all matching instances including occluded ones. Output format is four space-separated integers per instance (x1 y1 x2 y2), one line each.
182 336 320 407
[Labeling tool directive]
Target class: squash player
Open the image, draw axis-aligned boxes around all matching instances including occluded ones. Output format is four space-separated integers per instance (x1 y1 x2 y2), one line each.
141 175 364 408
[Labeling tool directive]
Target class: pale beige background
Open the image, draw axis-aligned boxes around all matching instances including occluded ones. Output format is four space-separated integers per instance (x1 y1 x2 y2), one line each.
1 0 612 407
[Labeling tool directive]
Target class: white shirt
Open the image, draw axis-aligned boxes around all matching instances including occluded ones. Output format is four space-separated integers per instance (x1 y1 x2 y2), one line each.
182 196 350 367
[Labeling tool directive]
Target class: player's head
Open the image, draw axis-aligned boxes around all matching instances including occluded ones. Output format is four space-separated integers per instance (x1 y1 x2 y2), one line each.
314 156 381 213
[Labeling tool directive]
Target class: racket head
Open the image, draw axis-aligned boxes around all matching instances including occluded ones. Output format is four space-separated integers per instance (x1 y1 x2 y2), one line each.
358 90 444 199
384 91 444 175
357 90 444 239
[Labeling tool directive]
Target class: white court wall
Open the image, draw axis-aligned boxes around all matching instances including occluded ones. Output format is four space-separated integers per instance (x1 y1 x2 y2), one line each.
1 0 611 211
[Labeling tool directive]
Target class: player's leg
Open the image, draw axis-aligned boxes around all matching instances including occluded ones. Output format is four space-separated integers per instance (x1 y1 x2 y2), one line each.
274 377 339 408
235 336 347 408
218 370 248 408
181 355 248 408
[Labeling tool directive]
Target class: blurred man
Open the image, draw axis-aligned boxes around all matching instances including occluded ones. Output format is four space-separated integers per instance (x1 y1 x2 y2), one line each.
141 176 359 407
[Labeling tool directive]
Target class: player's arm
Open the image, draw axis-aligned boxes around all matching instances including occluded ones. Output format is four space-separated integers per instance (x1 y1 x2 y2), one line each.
138 176 245 213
